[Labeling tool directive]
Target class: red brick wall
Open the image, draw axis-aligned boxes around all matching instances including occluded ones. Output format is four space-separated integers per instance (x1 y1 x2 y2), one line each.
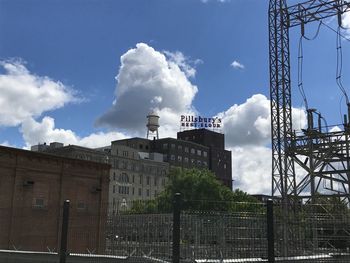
0 146 110 253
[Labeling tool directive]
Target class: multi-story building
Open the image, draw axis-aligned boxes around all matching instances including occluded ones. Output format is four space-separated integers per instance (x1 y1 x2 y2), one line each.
113 128 232 188
31 128 232 211
177 129 232 188
108 140 169 212
35 141 169 213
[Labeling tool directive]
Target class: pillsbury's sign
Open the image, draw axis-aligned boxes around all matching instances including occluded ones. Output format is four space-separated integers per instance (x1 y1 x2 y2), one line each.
180 115 222 129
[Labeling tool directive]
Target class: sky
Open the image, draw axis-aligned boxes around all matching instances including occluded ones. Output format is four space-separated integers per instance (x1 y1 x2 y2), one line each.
0 0 349 194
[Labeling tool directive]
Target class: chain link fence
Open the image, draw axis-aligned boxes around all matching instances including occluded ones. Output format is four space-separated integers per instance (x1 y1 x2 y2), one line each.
1 197 350 262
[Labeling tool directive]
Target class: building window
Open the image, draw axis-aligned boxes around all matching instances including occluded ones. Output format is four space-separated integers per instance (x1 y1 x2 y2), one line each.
33 198 45 209
178 156 182 162
132 187 135 195
147 189 150 196
139 144 143 149
170 154 175 161
147 176 150 185
139 175 143 184
197 150 202 156
184 147 189 153
224 163 227 169
162 178 166 186
171 144 175 149
184 157 189 163
77 201 87 211
162 143 168 149
114 159 118 168
119 173 129 183
132 175 135 183
203 151 208 157
123 151 128 157
191 148 195 154
138 188 142 196
178 145 182 151
113 185 116 194
113 172 116 181
154 177 158 186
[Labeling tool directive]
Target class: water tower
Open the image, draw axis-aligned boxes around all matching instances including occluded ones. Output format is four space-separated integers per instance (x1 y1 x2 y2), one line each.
146 112 160 140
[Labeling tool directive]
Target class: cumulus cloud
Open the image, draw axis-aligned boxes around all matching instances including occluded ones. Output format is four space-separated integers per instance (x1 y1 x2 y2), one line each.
231 60 245 70
219 94 307 194
0 60 77 127
21 116 126 149
219 94 307 148
343 12 350 37
163 50 202 78
230 146 272 194
96 43 198 136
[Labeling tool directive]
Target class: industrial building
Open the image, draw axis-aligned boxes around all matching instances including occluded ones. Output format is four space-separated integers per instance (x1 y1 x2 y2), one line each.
31 113 232 210
0 145 110 253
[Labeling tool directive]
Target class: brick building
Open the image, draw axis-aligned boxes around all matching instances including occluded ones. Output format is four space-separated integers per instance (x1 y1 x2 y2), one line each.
0 145 110 253
177 129 232 188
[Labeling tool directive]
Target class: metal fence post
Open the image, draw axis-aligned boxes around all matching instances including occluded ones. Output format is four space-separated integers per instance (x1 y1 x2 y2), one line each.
267 199 275 262
59 200 70 263
172 193 181 263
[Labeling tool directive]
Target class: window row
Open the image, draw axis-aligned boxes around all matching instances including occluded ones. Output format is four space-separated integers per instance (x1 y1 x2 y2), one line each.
162 144 207 157
112 173 167 187
112 160 166 175
166 155 208 166
112 186 159 197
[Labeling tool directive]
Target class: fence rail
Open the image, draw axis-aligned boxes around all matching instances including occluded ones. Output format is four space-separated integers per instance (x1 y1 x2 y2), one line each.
1 196 350 262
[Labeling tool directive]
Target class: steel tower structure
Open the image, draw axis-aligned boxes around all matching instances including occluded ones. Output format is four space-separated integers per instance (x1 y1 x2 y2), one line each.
269 0 350 204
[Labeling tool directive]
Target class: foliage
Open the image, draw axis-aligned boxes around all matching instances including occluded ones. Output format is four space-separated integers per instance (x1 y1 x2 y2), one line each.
130 168 261 213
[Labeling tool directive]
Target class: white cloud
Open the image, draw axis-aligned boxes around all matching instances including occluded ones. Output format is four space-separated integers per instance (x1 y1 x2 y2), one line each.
231 60 245 70
21 116 126 149
0 60 77 127
343 12 350 37
96 43 198 136
219 94 307 194
219 94 307 148
329 125 342 132
0 141 17 148
163 50 201 78
231 146 272 194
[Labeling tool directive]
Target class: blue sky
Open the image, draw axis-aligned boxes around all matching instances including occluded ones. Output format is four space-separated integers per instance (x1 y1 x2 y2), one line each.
0 0 349 193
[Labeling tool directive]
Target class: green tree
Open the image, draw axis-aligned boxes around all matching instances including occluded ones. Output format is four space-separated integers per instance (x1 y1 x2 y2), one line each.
131 168 260 213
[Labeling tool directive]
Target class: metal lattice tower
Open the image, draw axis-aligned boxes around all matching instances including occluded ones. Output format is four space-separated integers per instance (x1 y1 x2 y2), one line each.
269 0 350 203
